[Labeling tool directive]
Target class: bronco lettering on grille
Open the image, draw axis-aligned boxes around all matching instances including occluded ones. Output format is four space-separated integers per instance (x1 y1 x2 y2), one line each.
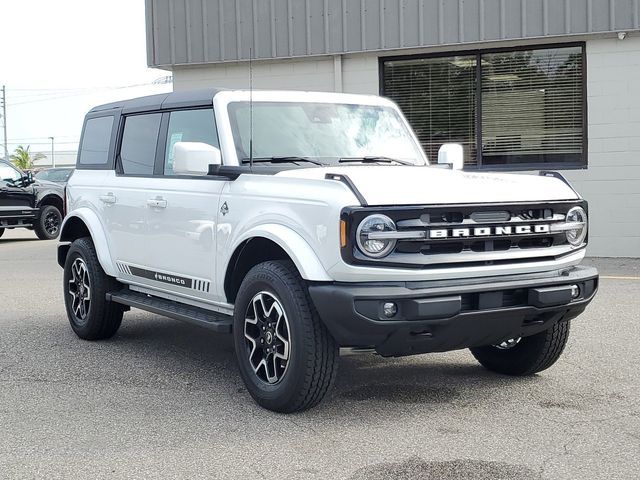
428 224 550 239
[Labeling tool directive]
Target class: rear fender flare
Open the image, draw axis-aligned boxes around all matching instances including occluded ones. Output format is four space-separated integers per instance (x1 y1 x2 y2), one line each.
59 208 116 276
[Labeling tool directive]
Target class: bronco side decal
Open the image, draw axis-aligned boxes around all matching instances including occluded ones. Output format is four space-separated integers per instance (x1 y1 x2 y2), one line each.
121 264 210 293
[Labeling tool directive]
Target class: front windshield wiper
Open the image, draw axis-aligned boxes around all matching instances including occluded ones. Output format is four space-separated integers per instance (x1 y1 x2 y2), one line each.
338 156 414 166
241 156 325 166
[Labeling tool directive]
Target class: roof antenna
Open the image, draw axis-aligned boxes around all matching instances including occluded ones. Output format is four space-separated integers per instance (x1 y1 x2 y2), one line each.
249 46 254 169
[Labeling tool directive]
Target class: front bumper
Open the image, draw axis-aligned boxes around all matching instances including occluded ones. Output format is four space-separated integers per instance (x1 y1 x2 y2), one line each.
308 265 598 357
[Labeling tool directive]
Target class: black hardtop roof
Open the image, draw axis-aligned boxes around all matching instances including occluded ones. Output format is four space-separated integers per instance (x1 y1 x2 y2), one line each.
88 88 224 114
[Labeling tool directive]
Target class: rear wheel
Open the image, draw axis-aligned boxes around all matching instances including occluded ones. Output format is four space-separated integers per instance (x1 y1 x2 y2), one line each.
35 204 62 239
63 237 124 340
233 260 339 413
470 321 571 376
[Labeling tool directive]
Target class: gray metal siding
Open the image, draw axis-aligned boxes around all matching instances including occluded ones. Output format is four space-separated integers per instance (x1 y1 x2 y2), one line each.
146 0 640 67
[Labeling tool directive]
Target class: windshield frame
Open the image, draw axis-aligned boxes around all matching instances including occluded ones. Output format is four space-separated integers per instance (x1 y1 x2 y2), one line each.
213 90 428 168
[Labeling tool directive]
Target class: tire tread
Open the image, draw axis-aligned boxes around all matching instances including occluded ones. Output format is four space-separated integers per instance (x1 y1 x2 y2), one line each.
64 237 123 340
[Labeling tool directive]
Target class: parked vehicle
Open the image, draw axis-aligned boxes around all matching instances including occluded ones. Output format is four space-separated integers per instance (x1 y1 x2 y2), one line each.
35 167 74 184
0 159 64 240
58 89 598 412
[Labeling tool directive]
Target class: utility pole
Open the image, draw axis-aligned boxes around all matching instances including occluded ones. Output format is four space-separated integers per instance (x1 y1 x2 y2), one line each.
48 136 55 167
1 86 7 160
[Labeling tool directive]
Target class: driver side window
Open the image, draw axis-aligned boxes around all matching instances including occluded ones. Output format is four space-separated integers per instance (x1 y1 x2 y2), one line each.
0 163 21 183
164 108 219 175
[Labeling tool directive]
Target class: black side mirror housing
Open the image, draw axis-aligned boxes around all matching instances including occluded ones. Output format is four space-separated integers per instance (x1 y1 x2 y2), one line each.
21 171 34 186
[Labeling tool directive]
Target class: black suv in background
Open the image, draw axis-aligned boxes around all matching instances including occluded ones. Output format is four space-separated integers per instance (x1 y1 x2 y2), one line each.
0 160 64 240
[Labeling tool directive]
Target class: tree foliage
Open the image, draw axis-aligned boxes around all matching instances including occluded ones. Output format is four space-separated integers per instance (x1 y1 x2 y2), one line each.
9 145 45 170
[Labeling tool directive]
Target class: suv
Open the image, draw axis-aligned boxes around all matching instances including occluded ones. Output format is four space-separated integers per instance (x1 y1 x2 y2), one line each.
0 159 64 240
58 89 598 412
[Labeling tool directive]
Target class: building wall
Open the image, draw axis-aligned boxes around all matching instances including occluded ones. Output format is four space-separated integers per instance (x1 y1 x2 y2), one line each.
563 37 640 257
147 0 640 67
173 36 640 257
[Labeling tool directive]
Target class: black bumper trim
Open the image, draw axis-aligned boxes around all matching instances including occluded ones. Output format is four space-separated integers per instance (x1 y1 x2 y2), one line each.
308 265 598 357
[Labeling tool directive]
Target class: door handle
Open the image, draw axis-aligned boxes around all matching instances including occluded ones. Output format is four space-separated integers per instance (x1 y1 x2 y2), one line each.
99 193 116 204
147 198 167 209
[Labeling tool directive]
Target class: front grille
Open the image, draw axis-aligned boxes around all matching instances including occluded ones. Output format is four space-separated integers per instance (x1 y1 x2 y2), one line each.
342 200 586 268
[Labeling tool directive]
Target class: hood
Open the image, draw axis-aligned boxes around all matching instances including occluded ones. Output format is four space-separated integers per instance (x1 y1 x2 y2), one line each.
276 166 579 205
33 178 64 194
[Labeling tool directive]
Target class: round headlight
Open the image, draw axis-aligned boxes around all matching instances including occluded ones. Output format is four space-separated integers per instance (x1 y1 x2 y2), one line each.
565 206 588 246
356 214 397 258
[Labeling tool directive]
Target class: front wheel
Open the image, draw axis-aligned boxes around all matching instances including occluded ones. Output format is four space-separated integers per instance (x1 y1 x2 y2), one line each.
63 237 124 340
35 204 62 239
233 260 339 413
469 320 571 376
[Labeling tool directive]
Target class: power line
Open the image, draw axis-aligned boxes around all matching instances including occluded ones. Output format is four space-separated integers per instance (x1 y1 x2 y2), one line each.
6 141 79 146
6 80 173 107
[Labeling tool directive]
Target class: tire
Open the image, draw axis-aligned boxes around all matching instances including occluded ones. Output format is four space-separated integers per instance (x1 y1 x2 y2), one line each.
63 237 123 340
35 204 62 240
233 260 339 413
470 320 571 376
0 228 4 238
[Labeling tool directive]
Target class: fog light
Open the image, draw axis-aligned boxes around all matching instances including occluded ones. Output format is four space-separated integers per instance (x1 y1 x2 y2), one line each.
383 302 397 318
570 284 580 299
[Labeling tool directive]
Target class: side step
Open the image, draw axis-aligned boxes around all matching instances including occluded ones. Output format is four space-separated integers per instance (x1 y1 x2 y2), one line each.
107 290 233 333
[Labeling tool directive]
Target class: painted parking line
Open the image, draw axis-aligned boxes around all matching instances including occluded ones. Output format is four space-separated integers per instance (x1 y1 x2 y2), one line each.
600 275 640 280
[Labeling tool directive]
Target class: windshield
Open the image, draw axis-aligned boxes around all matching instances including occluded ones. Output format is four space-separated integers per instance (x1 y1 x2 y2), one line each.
227 101 425 165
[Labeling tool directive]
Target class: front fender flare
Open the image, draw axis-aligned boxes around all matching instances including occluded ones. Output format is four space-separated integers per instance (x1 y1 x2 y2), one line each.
59 208 116 276
232 224 333 281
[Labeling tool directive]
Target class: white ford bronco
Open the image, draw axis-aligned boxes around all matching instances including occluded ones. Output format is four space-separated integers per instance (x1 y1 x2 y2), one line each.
58 89 598 412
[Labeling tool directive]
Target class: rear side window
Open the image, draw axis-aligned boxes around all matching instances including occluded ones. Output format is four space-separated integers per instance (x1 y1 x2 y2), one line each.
164 109 219 175
119 113 162 175
79 116 114 166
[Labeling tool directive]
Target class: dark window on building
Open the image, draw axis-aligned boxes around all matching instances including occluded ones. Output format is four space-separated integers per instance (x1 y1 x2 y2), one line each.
78 116 114 166
382 44 585 169
119 113 162 175
164 109 219 175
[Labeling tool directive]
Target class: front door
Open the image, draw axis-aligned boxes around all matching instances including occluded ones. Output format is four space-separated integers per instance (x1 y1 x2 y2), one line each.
142 108 226 304
0 162 35 224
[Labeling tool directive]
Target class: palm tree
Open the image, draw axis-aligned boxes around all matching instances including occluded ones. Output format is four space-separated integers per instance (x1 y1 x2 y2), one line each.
9 145 46 170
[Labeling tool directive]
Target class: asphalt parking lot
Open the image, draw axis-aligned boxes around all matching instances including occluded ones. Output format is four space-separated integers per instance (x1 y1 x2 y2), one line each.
1 229 639 479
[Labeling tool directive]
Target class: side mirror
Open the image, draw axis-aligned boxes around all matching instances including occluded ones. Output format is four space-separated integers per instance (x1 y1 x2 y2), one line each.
437 143 464 171
21 171 34 185
173 142 221 176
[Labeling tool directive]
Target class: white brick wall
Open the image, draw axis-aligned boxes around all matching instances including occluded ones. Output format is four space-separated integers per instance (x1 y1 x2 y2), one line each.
173 53 382 94
173 36 640 257
173 57 336 91
562 37 640 257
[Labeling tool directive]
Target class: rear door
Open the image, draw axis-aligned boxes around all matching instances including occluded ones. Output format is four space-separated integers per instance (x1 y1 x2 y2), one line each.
101 112 163 270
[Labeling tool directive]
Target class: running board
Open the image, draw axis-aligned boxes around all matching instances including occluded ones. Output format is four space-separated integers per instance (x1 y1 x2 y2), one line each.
107 290 233 333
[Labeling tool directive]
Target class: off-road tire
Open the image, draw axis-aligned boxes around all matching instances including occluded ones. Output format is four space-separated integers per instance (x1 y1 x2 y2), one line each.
63 237 124 340
233 260 339 413
35 204 62 240
470 320 571 376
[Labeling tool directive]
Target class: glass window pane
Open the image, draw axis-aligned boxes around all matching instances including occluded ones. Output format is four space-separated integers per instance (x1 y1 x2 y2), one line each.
0 163 21 182
383 56 477 166
79 116 114 165
481 46 583 166
227 102 424 164
164 109 219 175
120 113 162 175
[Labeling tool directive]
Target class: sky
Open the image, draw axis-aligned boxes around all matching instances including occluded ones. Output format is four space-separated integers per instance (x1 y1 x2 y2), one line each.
0 0 172 164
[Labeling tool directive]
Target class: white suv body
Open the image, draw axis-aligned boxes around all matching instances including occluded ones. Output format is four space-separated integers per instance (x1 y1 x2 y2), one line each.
58 89 598 412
